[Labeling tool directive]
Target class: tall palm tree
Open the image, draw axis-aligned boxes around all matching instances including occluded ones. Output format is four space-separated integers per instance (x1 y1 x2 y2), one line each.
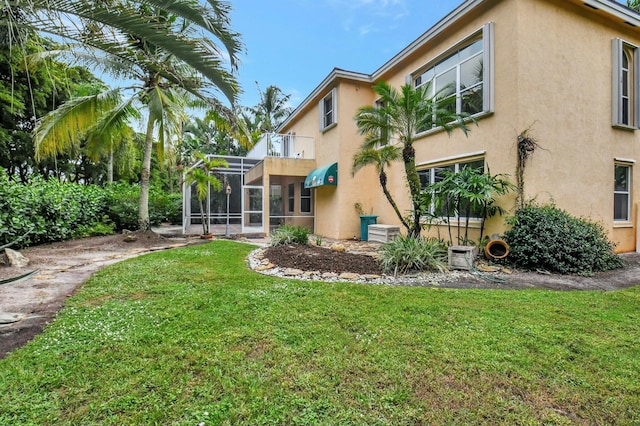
355 81 473 237
1 0 241 101
250 84 293 133
32 2 241 231
352 145 410 232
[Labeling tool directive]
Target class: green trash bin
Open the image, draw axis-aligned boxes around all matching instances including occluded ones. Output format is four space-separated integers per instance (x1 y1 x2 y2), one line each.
359 215 378 241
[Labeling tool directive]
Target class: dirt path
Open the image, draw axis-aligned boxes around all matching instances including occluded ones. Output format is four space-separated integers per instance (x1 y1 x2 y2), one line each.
0 232 204 358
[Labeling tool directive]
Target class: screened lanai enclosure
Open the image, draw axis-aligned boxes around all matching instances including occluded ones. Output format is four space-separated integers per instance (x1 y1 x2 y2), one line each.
182 135 317 236
182 156 263 235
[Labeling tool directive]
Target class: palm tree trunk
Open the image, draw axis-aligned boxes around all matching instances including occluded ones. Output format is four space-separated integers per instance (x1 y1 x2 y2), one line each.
138 114 155 231
402 144 422 238
107 148 114 184
380 172 411 233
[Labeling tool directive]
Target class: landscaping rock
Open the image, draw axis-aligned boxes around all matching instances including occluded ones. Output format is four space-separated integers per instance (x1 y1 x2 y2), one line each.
339 272 360 280
3 249 29 268
123 234 138 243
331 243 345 252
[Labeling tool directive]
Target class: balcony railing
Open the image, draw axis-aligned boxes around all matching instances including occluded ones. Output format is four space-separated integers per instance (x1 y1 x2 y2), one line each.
247 133 314 159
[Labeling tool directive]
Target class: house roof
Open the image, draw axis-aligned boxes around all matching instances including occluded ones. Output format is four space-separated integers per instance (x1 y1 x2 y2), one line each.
277 0 640 133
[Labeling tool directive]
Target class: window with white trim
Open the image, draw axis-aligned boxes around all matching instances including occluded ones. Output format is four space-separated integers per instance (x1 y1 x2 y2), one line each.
300 182 311 213
412 23 493 132
419 158 485 218
319 89 336 131
613 38 640 129
614 163 631 221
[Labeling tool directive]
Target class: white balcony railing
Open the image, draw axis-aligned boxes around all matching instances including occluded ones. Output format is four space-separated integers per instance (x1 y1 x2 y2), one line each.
247 133 314 159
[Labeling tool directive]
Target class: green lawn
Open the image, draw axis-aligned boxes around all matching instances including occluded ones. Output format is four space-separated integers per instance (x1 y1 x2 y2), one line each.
1 241 638 425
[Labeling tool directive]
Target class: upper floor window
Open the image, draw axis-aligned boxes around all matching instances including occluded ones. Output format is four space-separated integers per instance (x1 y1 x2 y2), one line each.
613 38 639 129
320 89 337 131
411 22 494 133
614 163 631 221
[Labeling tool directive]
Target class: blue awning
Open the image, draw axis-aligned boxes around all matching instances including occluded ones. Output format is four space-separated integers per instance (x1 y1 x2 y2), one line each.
304 162 338 188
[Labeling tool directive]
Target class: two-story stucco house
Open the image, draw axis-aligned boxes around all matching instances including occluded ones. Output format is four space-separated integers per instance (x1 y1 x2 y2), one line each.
187 0 640 252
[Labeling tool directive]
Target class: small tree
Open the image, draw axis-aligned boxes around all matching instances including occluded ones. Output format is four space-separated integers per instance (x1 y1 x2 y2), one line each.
185 152 228 235
354 81 473 237
426 166 514 245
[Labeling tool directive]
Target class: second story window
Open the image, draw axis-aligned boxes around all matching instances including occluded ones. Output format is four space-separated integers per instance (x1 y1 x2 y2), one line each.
613 38 639 129
320 89 337 131
411 22 494 134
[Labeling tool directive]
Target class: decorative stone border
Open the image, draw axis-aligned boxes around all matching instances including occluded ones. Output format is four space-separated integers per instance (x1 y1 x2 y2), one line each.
246 247 471 287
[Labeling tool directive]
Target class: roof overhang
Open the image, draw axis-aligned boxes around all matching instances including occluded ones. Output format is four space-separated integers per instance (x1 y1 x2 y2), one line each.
304 162 338 188
278 0 640 133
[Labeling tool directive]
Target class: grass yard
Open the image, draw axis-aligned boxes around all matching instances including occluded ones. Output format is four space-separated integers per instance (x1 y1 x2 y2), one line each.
1 240 638 425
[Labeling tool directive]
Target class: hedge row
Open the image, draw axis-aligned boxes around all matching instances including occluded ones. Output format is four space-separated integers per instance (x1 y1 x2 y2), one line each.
0 170 181 249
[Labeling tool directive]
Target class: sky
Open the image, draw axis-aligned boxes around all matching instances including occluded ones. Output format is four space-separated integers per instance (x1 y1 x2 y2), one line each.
230 0 465 109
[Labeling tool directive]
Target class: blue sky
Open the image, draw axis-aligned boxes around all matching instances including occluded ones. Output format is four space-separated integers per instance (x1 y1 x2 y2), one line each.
231 0 464 108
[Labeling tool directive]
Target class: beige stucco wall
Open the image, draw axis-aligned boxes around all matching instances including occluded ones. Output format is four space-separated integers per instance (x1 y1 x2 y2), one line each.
276 0 640 251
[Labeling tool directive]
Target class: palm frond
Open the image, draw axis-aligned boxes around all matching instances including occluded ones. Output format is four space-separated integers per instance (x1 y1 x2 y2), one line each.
33 88 122 160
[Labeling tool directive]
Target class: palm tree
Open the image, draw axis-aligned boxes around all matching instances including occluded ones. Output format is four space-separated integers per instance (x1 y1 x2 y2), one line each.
32 2 241 231
1 0 241 101
355 81 473 237
428 166 515 245
184 151 228 235
250 84 293 133
352 145 411 232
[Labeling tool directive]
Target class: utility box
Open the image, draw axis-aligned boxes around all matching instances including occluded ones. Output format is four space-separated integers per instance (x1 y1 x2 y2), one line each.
448 246 477 270
368 224 400 243
359 215 378 241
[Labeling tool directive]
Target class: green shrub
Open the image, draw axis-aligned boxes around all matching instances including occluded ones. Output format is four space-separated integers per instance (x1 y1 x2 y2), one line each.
270 225 311 246
504 204 623 275
71 220 116 239
104 182 182 230
380 235 448 275
0 170 110 248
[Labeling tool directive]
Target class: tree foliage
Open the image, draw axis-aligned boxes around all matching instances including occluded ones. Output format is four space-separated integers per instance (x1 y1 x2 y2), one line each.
354 81 474 237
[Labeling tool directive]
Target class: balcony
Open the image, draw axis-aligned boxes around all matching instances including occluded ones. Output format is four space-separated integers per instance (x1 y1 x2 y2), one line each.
247 133 315 159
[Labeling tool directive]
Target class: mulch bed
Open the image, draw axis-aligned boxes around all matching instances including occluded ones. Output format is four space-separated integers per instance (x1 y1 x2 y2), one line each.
262 244 382 275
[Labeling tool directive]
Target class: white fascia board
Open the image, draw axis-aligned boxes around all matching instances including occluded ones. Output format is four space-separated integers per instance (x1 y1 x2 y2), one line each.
276 68 371 133
372 0 486 80
584 0 640 27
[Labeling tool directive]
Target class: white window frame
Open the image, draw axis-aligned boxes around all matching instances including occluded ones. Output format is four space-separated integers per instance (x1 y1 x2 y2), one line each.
319 88 337 132
419 158 485 220
410 22 494 135
614 163 631 222
612 38 640 130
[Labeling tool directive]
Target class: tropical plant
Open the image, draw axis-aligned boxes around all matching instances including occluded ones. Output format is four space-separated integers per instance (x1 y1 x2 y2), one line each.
426 166 515 245
184 152 228 235
31 1 242 231
628 0 640 12
379 234 448 275
249 84 293 133
270 225 311 246
354 81 474 237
